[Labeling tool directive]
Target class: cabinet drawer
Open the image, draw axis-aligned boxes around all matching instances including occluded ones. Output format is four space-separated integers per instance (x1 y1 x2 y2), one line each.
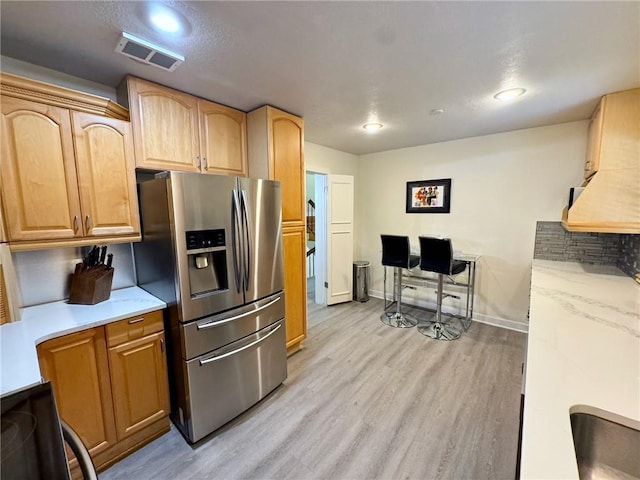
106 310 164 347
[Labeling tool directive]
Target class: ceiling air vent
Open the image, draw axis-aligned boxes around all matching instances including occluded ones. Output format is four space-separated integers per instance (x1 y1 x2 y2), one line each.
115 32 184 72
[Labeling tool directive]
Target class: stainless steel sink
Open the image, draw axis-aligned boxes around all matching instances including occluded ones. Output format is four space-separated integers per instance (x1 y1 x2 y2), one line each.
570 406 640 480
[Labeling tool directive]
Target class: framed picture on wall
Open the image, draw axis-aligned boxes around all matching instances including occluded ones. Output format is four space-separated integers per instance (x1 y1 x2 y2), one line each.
406 178 452 213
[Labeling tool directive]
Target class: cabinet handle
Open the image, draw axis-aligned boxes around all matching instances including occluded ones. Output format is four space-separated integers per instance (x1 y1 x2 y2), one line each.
128 317 145 324
85 215 92 231
73 216 79 232
202 157 208 170
196 156 201 168
160 338 165 353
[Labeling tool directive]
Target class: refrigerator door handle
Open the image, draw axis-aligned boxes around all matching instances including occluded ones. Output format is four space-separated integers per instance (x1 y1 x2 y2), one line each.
231 189 243 294
199 323 282 365
196 296 282 330
240 190 252 291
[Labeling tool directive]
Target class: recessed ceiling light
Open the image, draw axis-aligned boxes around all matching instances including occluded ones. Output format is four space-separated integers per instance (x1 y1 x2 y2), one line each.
363 123 383 132
147 4 184 34
430 109 444 115
151 12 180 33
494 88 526 101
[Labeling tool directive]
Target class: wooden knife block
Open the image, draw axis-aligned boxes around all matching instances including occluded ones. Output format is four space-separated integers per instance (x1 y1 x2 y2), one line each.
68 265 114 305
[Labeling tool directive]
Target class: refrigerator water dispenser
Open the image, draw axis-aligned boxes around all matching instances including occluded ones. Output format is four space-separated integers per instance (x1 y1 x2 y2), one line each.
186 229 228 297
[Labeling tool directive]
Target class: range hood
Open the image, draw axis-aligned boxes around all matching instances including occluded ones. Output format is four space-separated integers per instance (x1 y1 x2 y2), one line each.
562 88 639 234
562 168 639 233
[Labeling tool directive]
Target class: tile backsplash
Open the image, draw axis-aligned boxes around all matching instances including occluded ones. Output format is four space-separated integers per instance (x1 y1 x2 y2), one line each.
619 234 640 278
534 221 639 278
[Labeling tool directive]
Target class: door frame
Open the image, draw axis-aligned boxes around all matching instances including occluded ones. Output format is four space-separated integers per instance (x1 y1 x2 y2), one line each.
306 168 328 305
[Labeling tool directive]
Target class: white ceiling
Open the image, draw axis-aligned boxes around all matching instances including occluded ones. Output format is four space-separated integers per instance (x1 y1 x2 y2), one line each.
1 1 638 155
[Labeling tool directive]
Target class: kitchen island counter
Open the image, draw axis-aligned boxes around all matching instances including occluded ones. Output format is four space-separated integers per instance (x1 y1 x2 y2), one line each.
0 286 166 396
521 260 640 479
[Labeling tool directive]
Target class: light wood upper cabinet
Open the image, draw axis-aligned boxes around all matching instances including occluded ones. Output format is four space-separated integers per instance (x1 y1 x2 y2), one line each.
1 97 82 241
120 76 248 176
1 77 141 249
37 328 117 458
72 111 140 237
123 77 200 172
247 106 305 227
198 99 248 176
563 88 640 233
584 89 639 178
273 113 305 225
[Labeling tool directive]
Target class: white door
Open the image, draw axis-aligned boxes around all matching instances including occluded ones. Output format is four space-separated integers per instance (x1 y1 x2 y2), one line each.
326 174 354 305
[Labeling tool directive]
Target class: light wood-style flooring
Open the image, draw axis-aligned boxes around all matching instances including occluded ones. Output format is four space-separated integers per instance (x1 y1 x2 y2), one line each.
102 298 526 480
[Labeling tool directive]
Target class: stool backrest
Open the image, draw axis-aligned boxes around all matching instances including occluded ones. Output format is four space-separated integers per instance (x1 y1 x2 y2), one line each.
419 236 453 275
380 235 412 269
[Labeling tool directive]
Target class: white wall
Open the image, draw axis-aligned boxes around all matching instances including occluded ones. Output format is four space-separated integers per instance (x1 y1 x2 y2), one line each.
357 121 587 330
13 244 136 307
305 142 359 177
305 141 359 255
1 55 117 99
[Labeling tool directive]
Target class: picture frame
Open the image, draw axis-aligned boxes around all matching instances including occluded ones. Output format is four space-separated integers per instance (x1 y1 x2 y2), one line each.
406 178 452 213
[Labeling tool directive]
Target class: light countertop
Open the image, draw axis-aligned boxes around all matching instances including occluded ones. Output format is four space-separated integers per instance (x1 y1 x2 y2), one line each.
521 260 640 479
0 286 166 397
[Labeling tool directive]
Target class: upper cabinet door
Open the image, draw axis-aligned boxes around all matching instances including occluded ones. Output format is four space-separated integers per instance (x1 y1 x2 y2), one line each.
269 108 305 226
72 112 140 237
126 77 200 172
198 99 248 176
1 97 82 241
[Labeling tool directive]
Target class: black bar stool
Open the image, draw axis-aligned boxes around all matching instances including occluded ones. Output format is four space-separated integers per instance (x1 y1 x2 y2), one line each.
380 234 420 328
417 236 466 340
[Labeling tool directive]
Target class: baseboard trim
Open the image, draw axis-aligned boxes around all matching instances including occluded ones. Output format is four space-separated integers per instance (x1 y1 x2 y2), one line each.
472 313 529 334
368 290 529 334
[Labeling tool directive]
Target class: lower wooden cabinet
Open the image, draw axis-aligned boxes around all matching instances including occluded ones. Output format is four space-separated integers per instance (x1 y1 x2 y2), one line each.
37 327 117 459
36 309 169 474
108 331 169 439
282 225 307 354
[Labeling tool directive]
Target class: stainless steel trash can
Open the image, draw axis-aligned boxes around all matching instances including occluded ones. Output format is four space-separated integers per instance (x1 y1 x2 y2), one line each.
353 261 370 302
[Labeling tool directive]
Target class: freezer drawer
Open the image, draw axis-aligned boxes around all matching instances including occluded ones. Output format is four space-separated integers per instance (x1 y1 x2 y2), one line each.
180 292 284 360
177 319 287 443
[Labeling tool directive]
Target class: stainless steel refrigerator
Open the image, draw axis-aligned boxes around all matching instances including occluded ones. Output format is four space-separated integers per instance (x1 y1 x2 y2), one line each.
134 171 286 443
